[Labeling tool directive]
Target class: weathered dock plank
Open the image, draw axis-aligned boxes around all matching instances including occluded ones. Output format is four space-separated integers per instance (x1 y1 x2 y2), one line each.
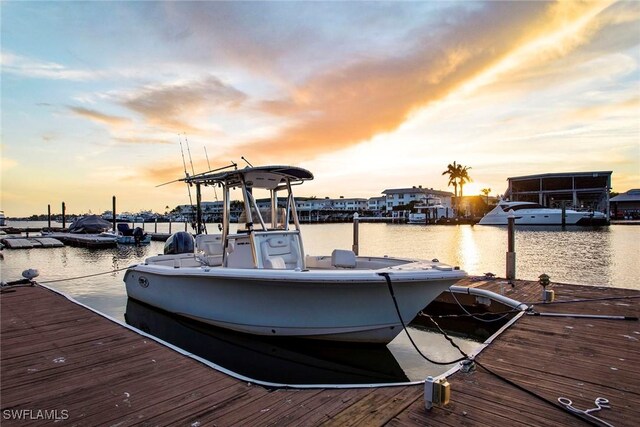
1 279 639 426
392 278 640 426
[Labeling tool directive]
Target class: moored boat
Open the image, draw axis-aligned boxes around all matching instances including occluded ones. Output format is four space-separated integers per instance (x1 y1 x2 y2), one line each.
124 165 466 344
478 200 608 226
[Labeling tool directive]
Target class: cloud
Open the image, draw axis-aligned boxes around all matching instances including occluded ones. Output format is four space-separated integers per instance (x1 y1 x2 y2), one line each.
227 1 625 165
68 106 131 127
120 76 247 133
112 136 173 145
0 51 102 81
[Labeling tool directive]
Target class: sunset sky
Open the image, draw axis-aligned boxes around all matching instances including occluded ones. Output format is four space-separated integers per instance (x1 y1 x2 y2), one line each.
1 1 639 217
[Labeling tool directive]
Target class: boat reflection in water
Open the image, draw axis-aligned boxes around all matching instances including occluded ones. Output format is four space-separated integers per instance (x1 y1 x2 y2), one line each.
125 298 409 386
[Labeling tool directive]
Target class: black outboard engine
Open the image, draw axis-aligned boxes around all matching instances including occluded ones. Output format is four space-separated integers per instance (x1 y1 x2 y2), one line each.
133 227 146 245
164 231 195 255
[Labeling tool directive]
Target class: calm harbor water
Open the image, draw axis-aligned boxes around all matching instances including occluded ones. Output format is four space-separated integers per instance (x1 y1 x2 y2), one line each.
1 221 638 384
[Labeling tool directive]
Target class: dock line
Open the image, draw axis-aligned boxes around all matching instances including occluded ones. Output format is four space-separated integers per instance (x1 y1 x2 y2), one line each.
38 266 129 283
379 272 468 366
382 273 609 426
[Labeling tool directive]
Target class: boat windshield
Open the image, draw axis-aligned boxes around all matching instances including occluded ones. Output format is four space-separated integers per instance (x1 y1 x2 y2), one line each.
501 203 546 212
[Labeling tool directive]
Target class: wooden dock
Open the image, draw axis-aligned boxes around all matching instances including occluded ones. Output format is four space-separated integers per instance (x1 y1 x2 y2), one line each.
0 237 64 249
1 279 638 426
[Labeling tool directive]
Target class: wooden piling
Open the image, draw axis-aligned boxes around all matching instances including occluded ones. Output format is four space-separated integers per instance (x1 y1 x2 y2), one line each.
352 213 360 255
112 196 117 232
506 211 516 282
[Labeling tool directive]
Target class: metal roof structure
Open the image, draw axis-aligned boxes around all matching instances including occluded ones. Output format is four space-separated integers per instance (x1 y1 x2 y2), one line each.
505 171 612 215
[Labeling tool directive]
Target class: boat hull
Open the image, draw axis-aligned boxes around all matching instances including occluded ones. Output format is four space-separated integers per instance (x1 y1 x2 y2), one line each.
479 209 607 226
124 264 463 344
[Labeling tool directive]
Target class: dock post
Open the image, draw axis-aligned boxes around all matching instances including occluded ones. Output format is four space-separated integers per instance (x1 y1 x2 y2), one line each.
169 221 172 234
506 210 516 283
352 212 359 255
47 204 51 229
112 196 116 232
61 202 66 229
154 218 158 233
561 203 566 227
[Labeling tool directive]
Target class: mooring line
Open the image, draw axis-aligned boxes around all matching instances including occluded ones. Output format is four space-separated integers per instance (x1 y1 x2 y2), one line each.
38 266 130 284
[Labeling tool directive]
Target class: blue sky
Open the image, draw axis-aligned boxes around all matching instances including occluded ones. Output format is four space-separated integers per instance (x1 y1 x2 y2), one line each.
1 1 639 216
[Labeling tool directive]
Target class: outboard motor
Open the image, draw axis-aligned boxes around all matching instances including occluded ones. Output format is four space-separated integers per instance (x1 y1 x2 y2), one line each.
164 231 195 255
133 227 146 245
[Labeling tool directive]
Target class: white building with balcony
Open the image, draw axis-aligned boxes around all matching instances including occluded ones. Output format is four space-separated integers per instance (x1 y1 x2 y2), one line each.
382 186 453 210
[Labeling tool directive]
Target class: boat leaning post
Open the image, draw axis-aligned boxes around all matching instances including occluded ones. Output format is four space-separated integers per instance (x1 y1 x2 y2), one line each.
506 209 516 283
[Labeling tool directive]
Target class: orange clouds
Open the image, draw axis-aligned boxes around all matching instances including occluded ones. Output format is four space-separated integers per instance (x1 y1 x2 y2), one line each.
121 76 247 134
68 106 131 127
229 1 624 167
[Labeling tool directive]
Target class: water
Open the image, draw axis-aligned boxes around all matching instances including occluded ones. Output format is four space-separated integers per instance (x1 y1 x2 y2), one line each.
2 221 639 384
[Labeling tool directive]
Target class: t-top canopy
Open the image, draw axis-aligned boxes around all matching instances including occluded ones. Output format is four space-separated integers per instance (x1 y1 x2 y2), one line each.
183 165 314 190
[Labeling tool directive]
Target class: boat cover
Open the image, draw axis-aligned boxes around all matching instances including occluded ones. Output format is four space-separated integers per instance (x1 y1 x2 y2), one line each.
68 215 112 234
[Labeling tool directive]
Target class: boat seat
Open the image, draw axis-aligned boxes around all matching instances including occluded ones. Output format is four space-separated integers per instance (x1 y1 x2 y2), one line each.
259 235 302 269
195 234 224 256
263 256 286 269
331 249 357 268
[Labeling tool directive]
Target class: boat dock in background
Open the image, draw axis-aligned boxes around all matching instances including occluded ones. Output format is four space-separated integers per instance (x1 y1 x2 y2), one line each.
1 277 637 425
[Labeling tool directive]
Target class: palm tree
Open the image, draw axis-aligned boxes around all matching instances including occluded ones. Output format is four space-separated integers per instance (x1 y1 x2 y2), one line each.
442 162 472 217
442 162 460 214
457 164 472 199
481 188 491 204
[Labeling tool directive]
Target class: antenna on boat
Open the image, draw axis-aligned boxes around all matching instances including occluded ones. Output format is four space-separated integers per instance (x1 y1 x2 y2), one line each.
184 133 196 176
204 146 211 170
241 156 254 167
204 146 219 201
179 134 194 206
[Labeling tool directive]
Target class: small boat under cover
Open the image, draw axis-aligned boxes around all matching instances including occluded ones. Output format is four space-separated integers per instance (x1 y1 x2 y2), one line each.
124 165 466 344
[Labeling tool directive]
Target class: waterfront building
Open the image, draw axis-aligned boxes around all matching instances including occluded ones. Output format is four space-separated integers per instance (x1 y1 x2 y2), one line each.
382 186 453 211
610 189 640 220
504 171 612 217
368 196 386 213
331 197 368 211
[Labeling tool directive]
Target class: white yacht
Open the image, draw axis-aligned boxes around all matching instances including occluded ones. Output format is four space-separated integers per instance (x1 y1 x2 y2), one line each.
124 165 466 344
478 200 608 226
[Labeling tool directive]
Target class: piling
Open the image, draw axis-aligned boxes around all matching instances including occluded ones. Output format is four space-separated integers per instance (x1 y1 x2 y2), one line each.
47 204 51 229
506 210 516 282
61 201 66 228
112 196 117 232
352 212 360 255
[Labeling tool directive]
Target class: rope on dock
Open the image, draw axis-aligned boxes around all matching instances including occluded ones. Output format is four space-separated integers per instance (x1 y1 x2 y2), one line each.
38 266 131 284
378 272 467 366
380 273 607 426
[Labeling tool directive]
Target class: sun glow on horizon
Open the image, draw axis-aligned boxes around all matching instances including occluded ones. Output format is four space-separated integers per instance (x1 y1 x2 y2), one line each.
1 1 638 216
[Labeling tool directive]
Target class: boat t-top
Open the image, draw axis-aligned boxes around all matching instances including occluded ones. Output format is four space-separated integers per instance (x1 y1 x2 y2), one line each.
478 200 608 226
124 165 466 344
